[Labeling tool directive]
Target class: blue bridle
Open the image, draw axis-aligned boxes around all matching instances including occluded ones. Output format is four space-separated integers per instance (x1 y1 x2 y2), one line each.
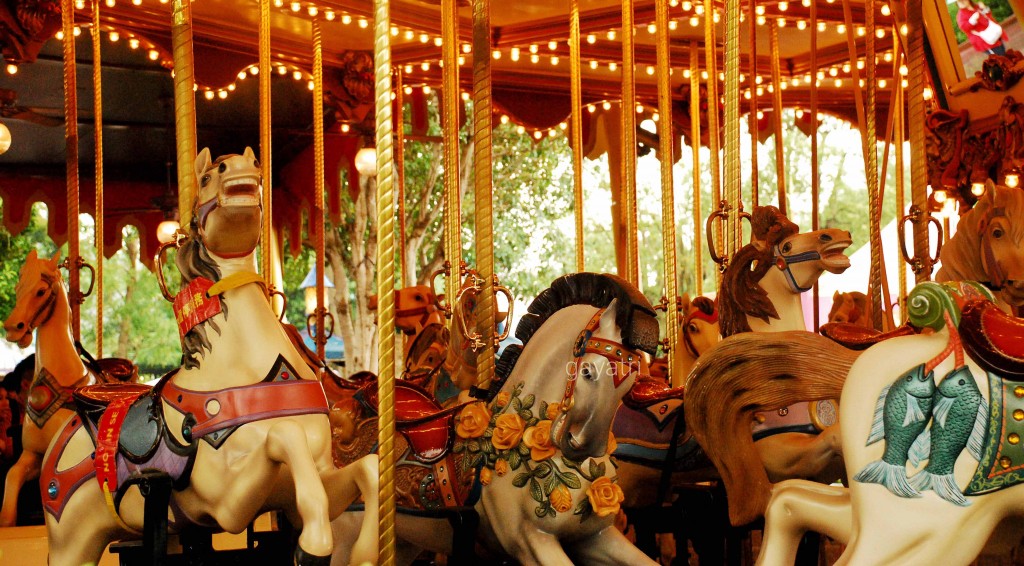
772 244 822 293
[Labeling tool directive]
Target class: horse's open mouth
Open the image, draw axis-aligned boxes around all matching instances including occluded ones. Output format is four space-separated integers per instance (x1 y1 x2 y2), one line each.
821 240 852 272
219 176 261 208
5 328 31 348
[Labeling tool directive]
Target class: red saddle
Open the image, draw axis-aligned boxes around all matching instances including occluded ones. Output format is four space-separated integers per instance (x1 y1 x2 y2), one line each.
73 382 152 419
359 380 469 464
960 300 1024 381
622 376 685 409
819 322 915 350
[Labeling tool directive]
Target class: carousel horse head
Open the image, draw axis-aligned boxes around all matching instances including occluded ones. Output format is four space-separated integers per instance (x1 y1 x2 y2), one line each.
498 273 659 461
719 205 852 337
681 294 720 358
828 291 871 327
4 249 63 348
190 146 263 259
937 180 1024 310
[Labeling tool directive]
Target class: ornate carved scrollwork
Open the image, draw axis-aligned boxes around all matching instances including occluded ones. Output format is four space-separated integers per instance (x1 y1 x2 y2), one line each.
0 0 61 64
973 50 1024 92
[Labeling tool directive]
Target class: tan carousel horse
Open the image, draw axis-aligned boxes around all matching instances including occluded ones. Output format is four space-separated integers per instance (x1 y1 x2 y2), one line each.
827 291 872 327
0 250 137 527
38 148 379 566
332 272 663 566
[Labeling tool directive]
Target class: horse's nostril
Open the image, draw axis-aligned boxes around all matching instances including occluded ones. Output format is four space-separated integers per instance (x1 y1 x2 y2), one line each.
16 322 24 330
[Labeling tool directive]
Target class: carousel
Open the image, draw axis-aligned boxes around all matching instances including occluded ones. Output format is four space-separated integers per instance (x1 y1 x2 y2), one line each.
0 0 1021 564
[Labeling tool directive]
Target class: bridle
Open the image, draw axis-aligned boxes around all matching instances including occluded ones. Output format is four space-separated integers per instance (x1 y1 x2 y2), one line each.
559 307 648 413
15 270 59 336
772 244 822 293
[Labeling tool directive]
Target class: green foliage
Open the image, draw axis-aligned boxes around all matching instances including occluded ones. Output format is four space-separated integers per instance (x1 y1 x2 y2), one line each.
0 203 55 322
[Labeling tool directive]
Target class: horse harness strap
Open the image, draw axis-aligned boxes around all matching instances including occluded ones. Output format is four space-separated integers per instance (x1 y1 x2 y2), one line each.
561 308 647 413
772 244 821 293
26 367 90 428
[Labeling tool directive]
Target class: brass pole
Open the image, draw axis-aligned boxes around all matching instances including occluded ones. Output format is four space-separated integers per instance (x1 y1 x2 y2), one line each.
811 0 820 331
91 0 103 355
259 0 273 288
907 0 931 282
723 0 741 258
747 0 759 209
768 23 787 216
171 0 197 227
441 0 462 311
703 0 722 262
395 69 407 286
312 18 327 359
621 0 639 286
864 0 884 329
656 0 680 381
570 0 585 272
690 43 703 296
62 0 81 339
894 40 907 323
472 0 495 392
372 0 397 562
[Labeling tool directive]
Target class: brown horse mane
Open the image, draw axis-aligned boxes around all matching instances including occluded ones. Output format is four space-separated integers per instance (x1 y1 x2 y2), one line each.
174 223 227 370
493 272 658 395
718 206 799 338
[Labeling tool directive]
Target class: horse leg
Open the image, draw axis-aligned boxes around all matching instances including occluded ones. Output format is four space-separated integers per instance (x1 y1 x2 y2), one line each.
568 526 660 566
0 449 40 526
46 481 123 566
756 480 850 566
322 454 379 566
503 528 575 566
756 427 844 483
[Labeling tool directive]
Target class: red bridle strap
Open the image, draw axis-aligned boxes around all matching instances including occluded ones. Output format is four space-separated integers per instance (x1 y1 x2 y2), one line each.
560 308 649 413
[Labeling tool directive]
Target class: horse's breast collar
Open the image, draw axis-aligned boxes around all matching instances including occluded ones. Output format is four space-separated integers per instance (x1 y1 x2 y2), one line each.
967 371 1024 496
162 355 329 447
26 367 90 428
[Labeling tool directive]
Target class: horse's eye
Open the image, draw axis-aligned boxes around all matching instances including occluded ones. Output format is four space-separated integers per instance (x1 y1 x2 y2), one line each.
992 228 1004 239
253 160 259 168
782 242 793 253
687 323 699 334
201 174 211 187
218 162 227 173
36 289 44 297
581 364 594 381
835 315 846 322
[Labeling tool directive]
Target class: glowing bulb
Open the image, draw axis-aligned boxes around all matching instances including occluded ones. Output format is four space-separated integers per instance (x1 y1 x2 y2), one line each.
602 101 612 110
109 31 119 42
971 182 986 197
881 4 891 16
693 16 702 27
646 66 655 75
307 6 317 16
511 48 520 61
434 37 443 47
129 38 139 49
778 1 788 10
609 62 617 71
500 115 509 124
5 64 17 75
533 131 543 140
589 60 598 69
1006 173 1020 188
238 71 247 80
344 15 354 25
876 29 886 38
548 40 558 50
73 26 81 36
419 34 429 44
586 34 596 44
358 18 368 28
796 20 807 30
550 56 559 65
857 26 866 37
421 62 430 71
530 54 539 64
529 44 539 54
607 30 616 40
923 86 933 100
277 66 287 75
777 18 786 27
818 21 827 32
227 84 236 91
461 92 469 101
647 23 656 34
341 124 350 133
289 2 300 12
934 190 948 204
204 90 215 100
755 16 765 26
293 70 303 80
836 23 846 34
324 10 335 21
586 104 595 113
492 50 501 59
217 90 228 99
307 81 314 91
422 86 431 94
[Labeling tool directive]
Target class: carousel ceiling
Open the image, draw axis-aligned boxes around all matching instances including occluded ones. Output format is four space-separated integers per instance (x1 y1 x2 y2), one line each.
0 0 904 260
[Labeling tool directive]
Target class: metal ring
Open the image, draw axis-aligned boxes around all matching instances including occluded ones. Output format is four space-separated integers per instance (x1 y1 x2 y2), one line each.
78 259 96 298
155 240 181 302
705 209 728 266
268 287 287 322
494 282 515 344
926 214 944 265
454 275 485 352
430 264 450 315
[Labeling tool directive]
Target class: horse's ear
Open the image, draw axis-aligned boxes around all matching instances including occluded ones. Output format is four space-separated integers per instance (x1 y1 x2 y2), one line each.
243 146 257 164
49 249 61 269
982 179 999 207
832 290 840 300
194 148 212 182
26 248 37 262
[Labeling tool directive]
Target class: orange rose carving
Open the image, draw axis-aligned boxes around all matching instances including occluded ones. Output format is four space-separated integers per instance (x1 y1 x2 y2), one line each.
495 391 511 408
549 484 573 513
456 402 492 439
491 413 526 450
522 420 557 461
495 458 510 477
586 477 625 518
480 466 493 486
546 402 561 420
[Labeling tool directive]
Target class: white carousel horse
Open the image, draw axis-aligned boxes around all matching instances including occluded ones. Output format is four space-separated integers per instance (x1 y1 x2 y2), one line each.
39 148 379 566
332 272 662 566
0 250 137 527
755 281 1024 566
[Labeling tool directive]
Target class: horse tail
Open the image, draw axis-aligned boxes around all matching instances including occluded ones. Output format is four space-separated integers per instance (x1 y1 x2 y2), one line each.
684 331 860 526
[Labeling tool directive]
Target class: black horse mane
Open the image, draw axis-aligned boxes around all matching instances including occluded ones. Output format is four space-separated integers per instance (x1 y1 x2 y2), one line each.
174 222 227 369
493 272 658 395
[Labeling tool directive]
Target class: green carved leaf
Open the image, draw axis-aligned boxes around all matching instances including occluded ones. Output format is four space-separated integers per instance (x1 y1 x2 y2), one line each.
512 472 531 488
595 461 606 478
512 396 523 412
534 461 552 479
507 449 522 470
544 475 557 495
559 471 582 490
453 442 464 454
588 459 599 480
519 443 531 456
540 401 549 417
573 499 589 514
521 394 535 410
529 478 544 503
535 505 547 518
468 440 480 453
519 410 533 421
527 417 539 427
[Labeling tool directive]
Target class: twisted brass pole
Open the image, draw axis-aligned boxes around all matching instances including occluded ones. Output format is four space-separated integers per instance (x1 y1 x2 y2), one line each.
171 0 197 228
395 69 407 286
690 43 703 296
570 0 585 272
907 0 931 282
259 0 273 288
441 0 462 311
472 0 496 393
656 0 680 380
894 37 907 322
312 18 327 359
811 0 820 331
62 0 80 339
865 0 884 329
769 23 787 216
724 0 741 258
621 0 639 286
747 0 759 209
372 0 397 562
92 0 103 355
702 0 722 264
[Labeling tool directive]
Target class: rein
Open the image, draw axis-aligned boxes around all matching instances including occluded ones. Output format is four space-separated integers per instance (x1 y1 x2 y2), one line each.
559 308 647 413
772 244 822 293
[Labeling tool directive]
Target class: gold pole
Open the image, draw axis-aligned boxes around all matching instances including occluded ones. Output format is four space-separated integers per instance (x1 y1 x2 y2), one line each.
811 0 820 331
907 0 931 282
703 0 722 261
723 0 741 258
570 0 585 272
894 40 907 322
768 22 786 216
395 69 407 286
372 0 397 562
656 0 680 380
472 0 495 393
690 43 703 296
747 0 759 209
259 0 273 288
621 0 639 286
171 0 197 226
441 0 462 312
62 0 81 339
864 0 883 329
312 18 327 359
91 0 103 356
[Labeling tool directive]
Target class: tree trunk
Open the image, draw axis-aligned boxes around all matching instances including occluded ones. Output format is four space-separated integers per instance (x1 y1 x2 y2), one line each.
116 234 138 359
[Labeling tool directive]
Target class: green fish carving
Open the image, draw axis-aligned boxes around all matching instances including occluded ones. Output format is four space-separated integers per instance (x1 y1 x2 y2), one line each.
909 366 987 507
854 364 935 498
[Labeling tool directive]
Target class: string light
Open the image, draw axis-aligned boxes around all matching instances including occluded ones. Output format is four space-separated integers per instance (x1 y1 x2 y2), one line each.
609 62 618 71
358 18 368 28
548 40 558 50
5 64 17 75
881 4 891 16
434 37 443 47
204 90 215 100
511 47 520 61
530 54 540 64
602 101 612 110
589 60 598 69
109 31 119 42
218 90 228 99
586 34 596 44
529 44 539 54
550 56 559 65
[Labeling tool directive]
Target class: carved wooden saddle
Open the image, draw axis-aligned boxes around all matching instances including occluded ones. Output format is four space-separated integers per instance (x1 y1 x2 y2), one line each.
960 299 1024 381
819 322 916 350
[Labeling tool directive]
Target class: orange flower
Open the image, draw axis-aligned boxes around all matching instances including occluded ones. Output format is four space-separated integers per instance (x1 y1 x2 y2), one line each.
607 431 617 455
586 477 625 518
480 466 493 486
495 391 511 408
491 413 526 450
522 420 557 461
546 402 561 420
495 459 510 477
456 402 492 439
549 484 573 513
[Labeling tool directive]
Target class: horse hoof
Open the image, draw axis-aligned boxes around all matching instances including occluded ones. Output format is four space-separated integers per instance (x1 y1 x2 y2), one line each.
294 546 331 566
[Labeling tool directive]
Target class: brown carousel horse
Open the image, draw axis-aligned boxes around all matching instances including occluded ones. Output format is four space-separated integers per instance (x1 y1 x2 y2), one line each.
0 249 137 527
39 148 379 566
828 291 872 327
